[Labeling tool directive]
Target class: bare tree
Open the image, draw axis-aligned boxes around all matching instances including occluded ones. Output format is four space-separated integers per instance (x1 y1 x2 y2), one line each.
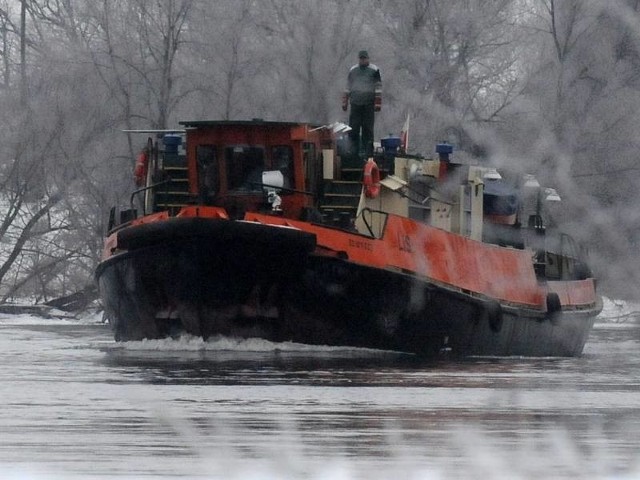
497 0 640 297
377 0 525 154
180 0 260 120
0 0 637 302
260 1 367 123
72 0 192 131
0 1 19 89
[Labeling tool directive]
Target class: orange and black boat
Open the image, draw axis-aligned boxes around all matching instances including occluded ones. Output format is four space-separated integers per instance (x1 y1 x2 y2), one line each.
95 119 602 357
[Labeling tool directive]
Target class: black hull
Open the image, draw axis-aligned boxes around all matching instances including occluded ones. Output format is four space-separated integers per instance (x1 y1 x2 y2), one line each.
96 221 599 357
290 256 598 357
97 218 316 342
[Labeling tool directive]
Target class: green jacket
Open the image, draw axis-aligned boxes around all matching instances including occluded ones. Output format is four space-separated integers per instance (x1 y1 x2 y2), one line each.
345 64 382 106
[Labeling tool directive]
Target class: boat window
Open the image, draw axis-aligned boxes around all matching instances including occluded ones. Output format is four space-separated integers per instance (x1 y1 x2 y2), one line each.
357 208 388 239
272 145 294 189
225 146 265 192
196 145 218 202
303 142 317 193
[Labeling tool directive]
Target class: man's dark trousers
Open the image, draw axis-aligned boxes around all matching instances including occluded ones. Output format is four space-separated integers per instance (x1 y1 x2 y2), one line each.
349 103 375 159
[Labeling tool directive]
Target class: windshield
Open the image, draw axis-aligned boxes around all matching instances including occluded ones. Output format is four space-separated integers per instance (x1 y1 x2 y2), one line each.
225 146 265 192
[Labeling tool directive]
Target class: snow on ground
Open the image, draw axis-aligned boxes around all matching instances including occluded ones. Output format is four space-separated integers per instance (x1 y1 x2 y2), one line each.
598 297 640 324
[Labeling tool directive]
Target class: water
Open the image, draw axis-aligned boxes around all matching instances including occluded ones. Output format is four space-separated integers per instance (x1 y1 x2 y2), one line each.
1 299 639 480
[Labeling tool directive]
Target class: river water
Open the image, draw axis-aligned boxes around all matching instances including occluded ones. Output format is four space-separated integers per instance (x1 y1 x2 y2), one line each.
1 298 639 480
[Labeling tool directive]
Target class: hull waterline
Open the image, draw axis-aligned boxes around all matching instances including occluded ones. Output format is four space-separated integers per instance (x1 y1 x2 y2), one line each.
97 222 599 357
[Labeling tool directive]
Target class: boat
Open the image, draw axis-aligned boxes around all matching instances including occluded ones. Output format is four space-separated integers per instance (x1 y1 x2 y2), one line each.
95 119 602 357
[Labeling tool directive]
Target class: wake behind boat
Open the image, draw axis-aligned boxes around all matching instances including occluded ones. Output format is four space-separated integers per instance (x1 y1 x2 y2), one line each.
96 119 601 357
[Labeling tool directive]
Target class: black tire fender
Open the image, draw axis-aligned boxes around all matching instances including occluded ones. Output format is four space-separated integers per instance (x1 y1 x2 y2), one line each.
483 299 503 333
546 292 562 324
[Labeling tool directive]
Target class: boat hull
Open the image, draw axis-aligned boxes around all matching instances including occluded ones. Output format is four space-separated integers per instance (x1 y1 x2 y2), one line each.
96 219 599 357
292 255 598 357
96 218 316 342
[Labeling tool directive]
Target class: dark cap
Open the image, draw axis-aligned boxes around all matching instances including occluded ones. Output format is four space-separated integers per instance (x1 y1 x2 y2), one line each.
358 50 369 58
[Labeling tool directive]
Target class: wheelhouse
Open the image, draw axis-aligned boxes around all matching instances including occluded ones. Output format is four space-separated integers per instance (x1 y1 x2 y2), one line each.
122 120 332 225
182 120 329 219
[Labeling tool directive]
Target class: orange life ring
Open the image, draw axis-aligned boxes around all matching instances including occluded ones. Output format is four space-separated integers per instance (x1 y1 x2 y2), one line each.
133 150 148 187
363 158 381 198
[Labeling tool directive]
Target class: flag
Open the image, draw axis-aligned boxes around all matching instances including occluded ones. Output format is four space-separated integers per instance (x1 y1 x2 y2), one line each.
400 113 410 153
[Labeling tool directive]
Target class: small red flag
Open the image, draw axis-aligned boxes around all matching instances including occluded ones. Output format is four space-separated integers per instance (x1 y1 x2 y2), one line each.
400 113 410 153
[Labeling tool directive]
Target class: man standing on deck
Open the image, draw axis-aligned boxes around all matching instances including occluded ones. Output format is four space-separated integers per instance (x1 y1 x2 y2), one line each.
342 50 382 159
